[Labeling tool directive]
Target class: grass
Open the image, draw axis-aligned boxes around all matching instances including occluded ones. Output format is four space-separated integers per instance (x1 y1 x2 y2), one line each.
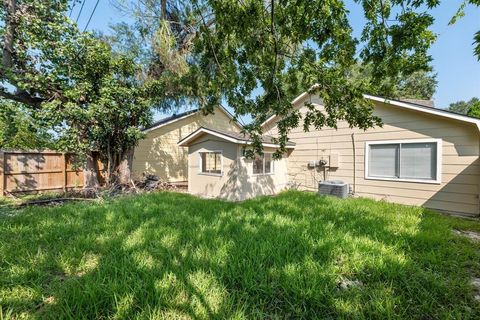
1 190 480 319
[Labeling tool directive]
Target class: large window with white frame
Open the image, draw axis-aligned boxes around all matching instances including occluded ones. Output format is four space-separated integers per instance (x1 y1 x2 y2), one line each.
365 139 442 183
199 151 222 175
253 153 273 175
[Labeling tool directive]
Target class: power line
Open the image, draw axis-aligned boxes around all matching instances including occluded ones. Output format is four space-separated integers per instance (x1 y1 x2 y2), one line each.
68 1 76 18
83 0 101 32
75 0 87 23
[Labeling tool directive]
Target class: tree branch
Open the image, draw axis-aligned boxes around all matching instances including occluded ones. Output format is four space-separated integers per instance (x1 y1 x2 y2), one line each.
0 86 44 107
2 0 16 69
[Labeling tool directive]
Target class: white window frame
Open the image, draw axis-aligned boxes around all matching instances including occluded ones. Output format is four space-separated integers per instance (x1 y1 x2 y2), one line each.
252 153 275 176
198 150 223 176
365 138 442 184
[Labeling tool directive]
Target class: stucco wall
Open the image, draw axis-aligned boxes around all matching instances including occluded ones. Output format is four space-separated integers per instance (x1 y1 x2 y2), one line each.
133 107 241 182
263 95 480 217
187 135 289 200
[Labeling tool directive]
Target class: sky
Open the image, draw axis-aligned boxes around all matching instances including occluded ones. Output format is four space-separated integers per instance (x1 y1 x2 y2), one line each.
72 0 480 120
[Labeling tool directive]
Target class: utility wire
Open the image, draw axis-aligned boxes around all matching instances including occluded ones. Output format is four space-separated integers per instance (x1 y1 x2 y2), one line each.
68 1 76 18
75 0 87 23
83 0 101 32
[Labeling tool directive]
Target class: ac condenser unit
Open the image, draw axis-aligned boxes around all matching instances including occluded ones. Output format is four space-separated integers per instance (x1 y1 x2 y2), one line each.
318 180 349 199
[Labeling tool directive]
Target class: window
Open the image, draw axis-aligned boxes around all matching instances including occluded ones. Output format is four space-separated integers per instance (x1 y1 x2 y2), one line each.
253 153 273 175
366 139 441 183
199 151 222 175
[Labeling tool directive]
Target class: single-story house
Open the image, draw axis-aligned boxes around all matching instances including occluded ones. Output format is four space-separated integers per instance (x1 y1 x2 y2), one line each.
178 127 295 200
133 106 242 183
180 90 480 218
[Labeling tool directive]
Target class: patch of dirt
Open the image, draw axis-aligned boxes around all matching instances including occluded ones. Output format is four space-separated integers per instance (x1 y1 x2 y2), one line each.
35 296 56 310
337 279 363 290
472 278 480 301
452 229 480 242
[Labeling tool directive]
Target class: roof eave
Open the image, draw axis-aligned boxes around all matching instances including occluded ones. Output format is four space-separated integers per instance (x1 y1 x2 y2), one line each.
178 127 296 149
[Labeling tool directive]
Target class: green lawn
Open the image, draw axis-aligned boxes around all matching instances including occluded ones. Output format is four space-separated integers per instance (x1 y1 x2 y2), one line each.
1 191 480 319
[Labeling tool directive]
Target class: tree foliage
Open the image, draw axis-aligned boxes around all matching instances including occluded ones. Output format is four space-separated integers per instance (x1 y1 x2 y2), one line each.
467 100 480 118
349 63 437 100
448 97 480 115
0 99 55 150
0 0 164 187
180 0 440 156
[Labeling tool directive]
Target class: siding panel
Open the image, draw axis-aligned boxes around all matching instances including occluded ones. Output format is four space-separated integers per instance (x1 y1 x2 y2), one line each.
265 97 480 217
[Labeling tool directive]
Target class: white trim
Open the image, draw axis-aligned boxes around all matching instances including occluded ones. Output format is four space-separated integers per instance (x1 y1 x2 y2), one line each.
363 95 480 131
178 127 296 149
364 138 442 184
252 152 275 176
198 150 224 176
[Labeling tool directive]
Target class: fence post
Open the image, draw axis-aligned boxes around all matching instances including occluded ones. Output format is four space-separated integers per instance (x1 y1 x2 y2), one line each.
0 151 4 196
62 153 67 192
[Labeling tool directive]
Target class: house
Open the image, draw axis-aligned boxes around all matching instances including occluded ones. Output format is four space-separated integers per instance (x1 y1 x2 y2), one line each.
132 106 242 183
180 90 480 218
262 92 480 218
178 127 295 200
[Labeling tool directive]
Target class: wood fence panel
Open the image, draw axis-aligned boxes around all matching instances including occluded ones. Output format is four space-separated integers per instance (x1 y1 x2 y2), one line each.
0 150 104 195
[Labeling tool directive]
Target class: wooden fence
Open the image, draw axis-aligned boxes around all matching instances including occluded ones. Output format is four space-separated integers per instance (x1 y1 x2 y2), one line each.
0 150 104 195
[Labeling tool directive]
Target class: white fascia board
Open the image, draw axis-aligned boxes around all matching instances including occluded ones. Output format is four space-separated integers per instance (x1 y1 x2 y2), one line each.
178 127 295 149
178 128 239 146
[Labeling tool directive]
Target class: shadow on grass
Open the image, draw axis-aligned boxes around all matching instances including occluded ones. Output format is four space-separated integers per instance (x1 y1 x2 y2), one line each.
1 191 479 319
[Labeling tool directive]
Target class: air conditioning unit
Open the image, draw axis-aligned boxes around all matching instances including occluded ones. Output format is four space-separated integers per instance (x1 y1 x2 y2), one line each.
318 180 349 198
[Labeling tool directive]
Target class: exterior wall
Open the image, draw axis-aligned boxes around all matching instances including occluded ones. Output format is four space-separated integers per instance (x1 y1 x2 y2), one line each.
187 135 289 200
133 107 241 182
263 95 480 217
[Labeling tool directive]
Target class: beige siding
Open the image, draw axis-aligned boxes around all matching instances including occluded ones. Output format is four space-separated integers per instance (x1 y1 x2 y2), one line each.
187 134 289 200
133 107 241 182
264 97 480 217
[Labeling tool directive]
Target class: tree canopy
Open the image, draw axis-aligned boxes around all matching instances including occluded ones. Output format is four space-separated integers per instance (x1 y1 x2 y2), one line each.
448 97 480 115
0 99 55 150
0 0 164 187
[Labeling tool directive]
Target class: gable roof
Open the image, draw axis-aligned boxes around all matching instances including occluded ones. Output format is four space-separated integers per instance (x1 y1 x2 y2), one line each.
261 88 480 131
143 105 241 133
178 127 296 149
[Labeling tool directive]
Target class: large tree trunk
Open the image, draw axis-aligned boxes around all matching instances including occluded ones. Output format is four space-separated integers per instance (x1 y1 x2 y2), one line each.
117 148 134 185
84 151 100 192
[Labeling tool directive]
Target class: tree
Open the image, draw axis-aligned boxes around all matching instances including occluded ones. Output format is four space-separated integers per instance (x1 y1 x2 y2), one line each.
179 0 441 156
467 99 480 118
348 63 437 100
0 1 161 188
40 37 159 186
0 99 55 150
448 97 480 115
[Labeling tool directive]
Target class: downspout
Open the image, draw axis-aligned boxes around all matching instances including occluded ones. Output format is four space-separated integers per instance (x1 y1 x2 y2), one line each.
351 133 356 195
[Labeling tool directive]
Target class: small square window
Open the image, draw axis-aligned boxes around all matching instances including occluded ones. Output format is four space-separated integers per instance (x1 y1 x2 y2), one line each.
199 152 222 175
252 153 274 175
